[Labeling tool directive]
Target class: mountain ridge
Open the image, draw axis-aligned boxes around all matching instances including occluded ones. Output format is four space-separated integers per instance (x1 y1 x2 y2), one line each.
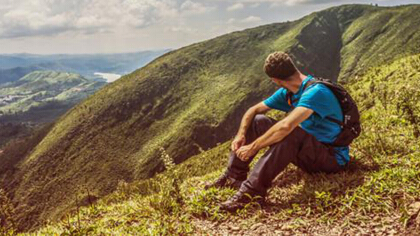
0 50 170 81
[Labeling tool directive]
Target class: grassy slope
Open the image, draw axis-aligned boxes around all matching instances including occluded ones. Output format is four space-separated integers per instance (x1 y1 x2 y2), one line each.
339 4 420 81
289 4 420 82
32 54 420 235
0 123 33 147
2 4 420 232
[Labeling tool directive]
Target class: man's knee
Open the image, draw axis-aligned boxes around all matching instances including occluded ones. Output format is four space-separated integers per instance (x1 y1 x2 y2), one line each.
244 115 276 140
252 114 273 127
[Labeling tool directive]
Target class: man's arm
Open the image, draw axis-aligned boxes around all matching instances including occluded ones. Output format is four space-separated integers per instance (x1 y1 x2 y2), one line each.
231 102 271 152
236 106 314 161
236 102 271 137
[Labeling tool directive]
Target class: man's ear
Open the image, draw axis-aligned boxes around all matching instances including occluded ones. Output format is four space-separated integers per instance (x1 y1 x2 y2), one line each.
271 77 282 83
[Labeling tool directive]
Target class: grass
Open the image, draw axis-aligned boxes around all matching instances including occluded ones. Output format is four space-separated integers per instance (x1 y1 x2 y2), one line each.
23 54 420 235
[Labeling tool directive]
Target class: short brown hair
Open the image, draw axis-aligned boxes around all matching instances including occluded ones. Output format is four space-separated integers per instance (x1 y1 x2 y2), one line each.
263 52 297 80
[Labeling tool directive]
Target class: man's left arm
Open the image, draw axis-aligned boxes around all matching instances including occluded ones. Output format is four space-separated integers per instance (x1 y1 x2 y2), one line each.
235 107 314 161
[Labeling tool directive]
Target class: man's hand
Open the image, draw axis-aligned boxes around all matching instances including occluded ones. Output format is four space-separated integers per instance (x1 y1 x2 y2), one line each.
235 144 258 162
231 134 246 152
232 102 270 152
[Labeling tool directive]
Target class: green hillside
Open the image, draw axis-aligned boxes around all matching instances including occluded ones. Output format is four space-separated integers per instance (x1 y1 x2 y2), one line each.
29 53 420 235
0 71 106 123
1 4 420 232
0 123 33 147
0 65 45 85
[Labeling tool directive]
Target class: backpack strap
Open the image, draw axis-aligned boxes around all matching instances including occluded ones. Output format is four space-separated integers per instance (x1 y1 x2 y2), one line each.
312 78 346 128
286 91 294 108
286 79 316 109
286 79 345 128
325 116 344 128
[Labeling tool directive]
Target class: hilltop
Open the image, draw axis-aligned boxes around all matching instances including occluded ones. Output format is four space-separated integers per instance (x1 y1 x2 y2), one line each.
0 65 47 85
1 4 420 232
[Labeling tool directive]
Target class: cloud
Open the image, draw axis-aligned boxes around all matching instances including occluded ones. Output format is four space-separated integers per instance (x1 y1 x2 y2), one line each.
224 0 348 7
0 9 75 38
227 3 244 11
226 16 261 25
227 18 236 24
166 26 198 34
269 2 282 8
215 0 350 6
180 0 215 15
281 0 345 6
250 3 261 8
0 0 179 38
241 16 262 23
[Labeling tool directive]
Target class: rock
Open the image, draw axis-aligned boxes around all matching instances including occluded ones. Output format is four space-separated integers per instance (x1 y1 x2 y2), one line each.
416 213 420 225
388 229 397 235
251 223 264 230
408 202 420 215
230 225 240 231
280 224 293 230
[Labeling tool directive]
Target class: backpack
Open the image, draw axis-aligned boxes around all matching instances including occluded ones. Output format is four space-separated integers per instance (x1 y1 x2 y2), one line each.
286 77 361 147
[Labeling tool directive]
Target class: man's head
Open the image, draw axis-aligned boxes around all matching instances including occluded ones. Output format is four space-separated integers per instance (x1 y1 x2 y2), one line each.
263 52 298 81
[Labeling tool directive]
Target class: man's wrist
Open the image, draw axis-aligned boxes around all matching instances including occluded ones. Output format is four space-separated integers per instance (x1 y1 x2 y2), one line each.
236 131 246 138
250 141 260 152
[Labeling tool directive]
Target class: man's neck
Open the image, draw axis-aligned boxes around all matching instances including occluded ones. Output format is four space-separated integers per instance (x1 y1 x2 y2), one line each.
288 73 307 94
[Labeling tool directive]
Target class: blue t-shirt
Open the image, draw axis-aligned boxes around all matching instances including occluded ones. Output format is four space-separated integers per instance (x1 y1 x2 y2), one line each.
263 75 350 165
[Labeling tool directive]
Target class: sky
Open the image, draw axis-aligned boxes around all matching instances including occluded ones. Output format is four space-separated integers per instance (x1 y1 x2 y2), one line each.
0 0 419 54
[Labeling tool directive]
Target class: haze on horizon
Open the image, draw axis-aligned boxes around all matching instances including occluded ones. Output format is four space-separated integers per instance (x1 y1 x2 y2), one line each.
0 0 419 55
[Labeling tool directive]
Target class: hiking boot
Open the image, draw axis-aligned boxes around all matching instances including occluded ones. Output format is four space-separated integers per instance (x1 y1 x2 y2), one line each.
219 190 265 212
204 172 244 190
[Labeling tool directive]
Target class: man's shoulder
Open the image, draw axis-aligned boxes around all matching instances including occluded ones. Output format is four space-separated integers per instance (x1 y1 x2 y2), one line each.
303 82 332 98
272 87 288 98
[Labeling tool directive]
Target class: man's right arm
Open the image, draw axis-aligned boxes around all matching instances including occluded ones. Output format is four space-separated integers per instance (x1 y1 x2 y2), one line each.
231 102 271 151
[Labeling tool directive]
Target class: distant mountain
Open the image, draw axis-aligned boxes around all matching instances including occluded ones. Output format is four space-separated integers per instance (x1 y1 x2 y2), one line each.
0 50 170 82
1 4 420 232
0 66 46 85
0 71 106 123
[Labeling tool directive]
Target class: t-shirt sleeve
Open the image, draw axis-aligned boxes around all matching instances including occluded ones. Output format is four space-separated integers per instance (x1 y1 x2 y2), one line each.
263 88 291 112
296 84 336 119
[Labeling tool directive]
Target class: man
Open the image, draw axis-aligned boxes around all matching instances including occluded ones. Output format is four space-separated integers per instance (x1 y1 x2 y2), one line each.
205 51 351 212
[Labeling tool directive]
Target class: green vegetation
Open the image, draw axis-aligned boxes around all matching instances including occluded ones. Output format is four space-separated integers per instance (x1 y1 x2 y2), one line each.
0 71 106 123
1 4 420 233
0 65 44 85
29 54 420 235
0 189 17 236
0 123 33 147
339 4 420 81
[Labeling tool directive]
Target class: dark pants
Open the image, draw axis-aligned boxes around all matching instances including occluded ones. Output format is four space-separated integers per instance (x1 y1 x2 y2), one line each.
227 114 343 196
